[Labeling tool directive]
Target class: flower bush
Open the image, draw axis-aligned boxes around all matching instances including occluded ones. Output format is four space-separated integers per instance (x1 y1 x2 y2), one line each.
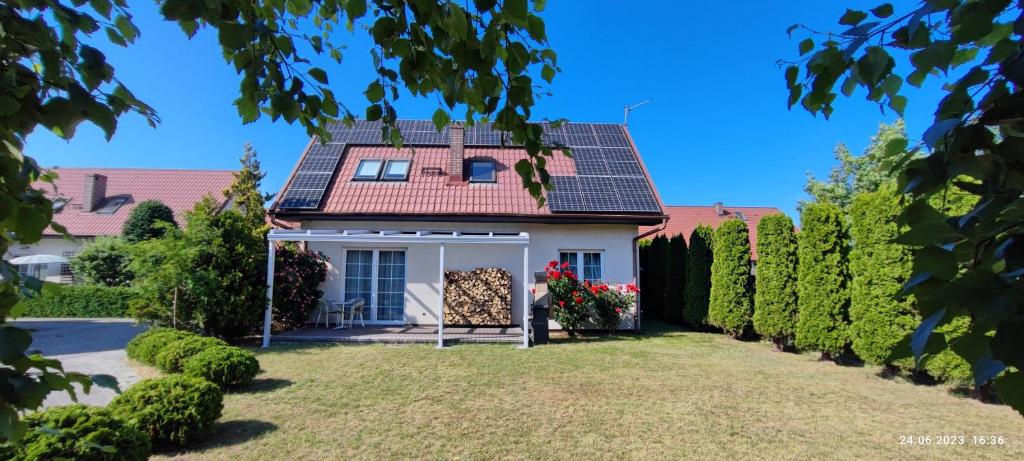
544 260 638 335
588 282 638 333
273 243 329 329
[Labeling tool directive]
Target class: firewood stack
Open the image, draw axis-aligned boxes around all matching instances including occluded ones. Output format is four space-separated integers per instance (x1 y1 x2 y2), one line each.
444 268 512 325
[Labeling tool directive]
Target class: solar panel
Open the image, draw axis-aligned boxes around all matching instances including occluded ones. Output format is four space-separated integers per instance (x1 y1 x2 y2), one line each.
606 160 643 177
547 176 586 211
613 176 660 212
579 176 621 211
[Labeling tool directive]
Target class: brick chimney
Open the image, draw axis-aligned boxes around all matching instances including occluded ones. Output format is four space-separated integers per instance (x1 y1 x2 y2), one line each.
83 173 107 212
713 201 725 217
449 123 464 184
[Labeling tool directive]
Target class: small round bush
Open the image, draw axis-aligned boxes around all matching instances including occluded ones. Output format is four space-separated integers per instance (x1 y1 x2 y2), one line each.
110 375 223 449
183 345 260 389
0 405 150 461
155 336 228 373
126 328 196 365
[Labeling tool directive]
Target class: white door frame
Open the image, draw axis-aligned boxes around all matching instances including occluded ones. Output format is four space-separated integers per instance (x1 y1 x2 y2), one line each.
341 248 407 325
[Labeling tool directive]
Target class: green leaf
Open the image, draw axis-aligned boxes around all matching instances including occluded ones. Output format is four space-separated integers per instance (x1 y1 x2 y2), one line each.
364 82 384 103
798 38 814 56
994 370 1024 416
911 308 946 363
448 3 468 41
541 64 555 83
308 68 328 85
431 109 450 132
504 0 528 25
839 9 868 26
0 326 32 361
784 65 799 88
841 77 857 97
218 22 250 50
346 0 367 20
366 104 383 121
90 374 120 394
114 15 137 43
870 3 894 18
888 95 907 115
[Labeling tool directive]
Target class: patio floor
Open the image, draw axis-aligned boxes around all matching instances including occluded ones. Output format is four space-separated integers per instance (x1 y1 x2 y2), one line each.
273 325 525 344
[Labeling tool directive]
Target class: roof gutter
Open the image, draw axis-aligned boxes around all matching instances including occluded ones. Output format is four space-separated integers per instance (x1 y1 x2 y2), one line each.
632 214 669 333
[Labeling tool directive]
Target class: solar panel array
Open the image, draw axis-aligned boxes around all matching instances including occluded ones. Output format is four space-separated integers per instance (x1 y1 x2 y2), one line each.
278 120 660 214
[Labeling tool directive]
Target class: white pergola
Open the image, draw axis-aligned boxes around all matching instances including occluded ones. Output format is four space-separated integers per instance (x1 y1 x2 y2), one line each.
262 229 531 349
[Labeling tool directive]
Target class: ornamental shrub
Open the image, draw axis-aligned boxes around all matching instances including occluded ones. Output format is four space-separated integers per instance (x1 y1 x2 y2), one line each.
682 225 714 328
643 235 668 320
70 236 134 286
752 213 799 349
110 375 223 450
545 260 589 335
126 328 197 365
183 345 260 389
796 203 851 359
272 243 329 329
708 219 753 337
588 282 639 333
849 188 919 368
663 234 687 324
155 336 228 373
122 200 177 243
0 405 150 461
15 284 139 318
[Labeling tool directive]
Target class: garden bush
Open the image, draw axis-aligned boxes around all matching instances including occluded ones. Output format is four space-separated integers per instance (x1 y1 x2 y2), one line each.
272 243 329 329
109 375 223 449
663 234 687 324
122 200 177 242
0 405 150 461
587 282 638 333
155 335 228 373
708 219 753 337
70 236 134 286
125 328 197 365
15 283 139 318
545 260 589 334
796 203 851 359
752 213 799 349
183 345 260 389
682 225 714 328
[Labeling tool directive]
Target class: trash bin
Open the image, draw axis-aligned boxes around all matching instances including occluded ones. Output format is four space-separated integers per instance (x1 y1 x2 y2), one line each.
531 304 549 345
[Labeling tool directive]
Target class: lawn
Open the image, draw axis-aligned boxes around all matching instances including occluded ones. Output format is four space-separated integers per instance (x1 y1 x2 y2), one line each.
156 325 1024 460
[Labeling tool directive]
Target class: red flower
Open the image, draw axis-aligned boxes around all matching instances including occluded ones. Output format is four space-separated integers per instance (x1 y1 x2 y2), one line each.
615 307 622 314
548 260 558 268
561 261 570 269
583 280 591 288
530 288 537 294
550 272 561 281
574 297 584 304
558 300 565 307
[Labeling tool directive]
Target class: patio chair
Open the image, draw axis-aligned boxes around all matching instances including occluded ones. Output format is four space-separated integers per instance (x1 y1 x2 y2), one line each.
334 298 366 330
314 299 342 328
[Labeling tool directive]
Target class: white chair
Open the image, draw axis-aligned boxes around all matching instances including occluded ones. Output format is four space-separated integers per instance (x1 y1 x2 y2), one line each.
314 299 342 328
334 298 366 330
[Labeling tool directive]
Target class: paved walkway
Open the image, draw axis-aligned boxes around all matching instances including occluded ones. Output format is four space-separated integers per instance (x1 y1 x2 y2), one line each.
11 318 147 407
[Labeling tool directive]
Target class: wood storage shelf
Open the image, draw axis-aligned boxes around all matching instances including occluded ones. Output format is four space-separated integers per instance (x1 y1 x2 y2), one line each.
444 268 512 325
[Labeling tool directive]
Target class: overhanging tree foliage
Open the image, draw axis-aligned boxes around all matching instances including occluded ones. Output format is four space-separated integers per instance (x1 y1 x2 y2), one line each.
664 234 687 324
644 235 669 320
849 186 917 369
682 225 715 328
708 219 753 337
122 200 177 243
786 1 1024 413
796 203 850 360
753 213 799 350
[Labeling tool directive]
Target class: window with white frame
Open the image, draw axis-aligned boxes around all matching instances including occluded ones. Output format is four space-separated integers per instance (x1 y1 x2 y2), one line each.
559 250 603 282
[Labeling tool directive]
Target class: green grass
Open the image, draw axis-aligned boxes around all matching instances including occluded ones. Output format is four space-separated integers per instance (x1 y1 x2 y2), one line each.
157 324 1024 460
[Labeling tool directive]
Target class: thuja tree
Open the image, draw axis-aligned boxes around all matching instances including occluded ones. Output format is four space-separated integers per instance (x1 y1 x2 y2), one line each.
644 235 669 320
663 234 688 324
786 1 1024 414
849 187 918 370
682 225 715 328
122 200 177 243
753 213 799 350
796 203 850 360
708 219 753 337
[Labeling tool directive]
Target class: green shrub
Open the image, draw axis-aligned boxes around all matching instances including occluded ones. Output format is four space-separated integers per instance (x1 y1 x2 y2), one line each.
641 235 668 321
682 225 714 328
708 219 753 337
14 283 139 318
0 405 150 461
183 345 260 389
849 188 919 368
155 336 228 373
110 375 223 449
122 200 177 243
663 234 687 324
796 203 851 358
752 213 799 348
923 316 974 385
272 243 330 330
70 236 134 287
125 328 197 365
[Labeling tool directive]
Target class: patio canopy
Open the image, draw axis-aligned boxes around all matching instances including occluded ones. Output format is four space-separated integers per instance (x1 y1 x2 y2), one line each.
262 229 531 349
8 254 68 265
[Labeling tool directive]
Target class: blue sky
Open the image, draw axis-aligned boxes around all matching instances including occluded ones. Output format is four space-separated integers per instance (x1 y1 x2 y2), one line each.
26 1 946 218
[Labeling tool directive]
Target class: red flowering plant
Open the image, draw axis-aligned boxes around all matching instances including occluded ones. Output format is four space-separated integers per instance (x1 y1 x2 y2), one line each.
544 260 590 335
272 243 329 329
588 282 639 334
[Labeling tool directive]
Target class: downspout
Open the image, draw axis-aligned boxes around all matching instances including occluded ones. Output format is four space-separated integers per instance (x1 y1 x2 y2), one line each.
632 215 669 332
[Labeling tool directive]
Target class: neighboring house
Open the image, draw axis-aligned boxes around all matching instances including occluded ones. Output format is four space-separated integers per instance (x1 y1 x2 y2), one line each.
639 203 785 260
6 167 236 283
267 120 666 336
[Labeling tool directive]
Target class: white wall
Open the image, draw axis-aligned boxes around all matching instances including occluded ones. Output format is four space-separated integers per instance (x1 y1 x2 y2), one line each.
4 237 85 283
302 220 639 329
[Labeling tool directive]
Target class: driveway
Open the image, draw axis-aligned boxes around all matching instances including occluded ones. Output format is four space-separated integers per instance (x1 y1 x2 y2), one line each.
11 319 147 407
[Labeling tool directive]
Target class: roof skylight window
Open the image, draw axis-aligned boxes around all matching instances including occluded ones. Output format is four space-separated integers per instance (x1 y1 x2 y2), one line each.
354 159 384 181
381 160 411 181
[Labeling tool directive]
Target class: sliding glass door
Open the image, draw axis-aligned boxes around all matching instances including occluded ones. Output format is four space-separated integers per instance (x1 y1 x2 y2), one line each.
343 249 406 324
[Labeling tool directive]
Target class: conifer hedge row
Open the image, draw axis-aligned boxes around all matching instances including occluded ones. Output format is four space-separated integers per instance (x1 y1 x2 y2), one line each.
708 219 753 337
752 214 799 349
796 203 851 359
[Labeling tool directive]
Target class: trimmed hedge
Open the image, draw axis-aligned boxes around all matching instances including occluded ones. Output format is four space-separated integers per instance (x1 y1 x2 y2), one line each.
155 336 228 373
663 234 687 324
110 375 223 449
122 200 177 242
796 203 851 358
682 225 714 328
0 405 150 461
183 345 260 389
752 213 799 348
849 188 918 367
708 219 753 337
15 283 138 318
126 329 197 365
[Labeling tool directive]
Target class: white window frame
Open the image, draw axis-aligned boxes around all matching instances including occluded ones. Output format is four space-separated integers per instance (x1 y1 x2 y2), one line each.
381 159 411 181
341 248 408 325
353 159 384 181
468 159 497 183
558 249 604 282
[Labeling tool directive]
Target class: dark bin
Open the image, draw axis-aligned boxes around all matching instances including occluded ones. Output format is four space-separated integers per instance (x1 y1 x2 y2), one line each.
531 304 549 345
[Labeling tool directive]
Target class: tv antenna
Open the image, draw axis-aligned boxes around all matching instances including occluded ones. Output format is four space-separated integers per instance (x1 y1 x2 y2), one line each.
623 99 651 126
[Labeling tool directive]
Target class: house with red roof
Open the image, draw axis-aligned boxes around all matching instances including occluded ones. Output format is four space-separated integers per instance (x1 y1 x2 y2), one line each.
7 167 236 283
639 203 786 260
265 121 665 344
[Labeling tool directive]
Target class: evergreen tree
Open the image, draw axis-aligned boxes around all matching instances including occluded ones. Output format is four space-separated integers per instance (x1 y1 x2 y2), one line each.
644 235 669 321
796 203 851 360
226 143 273 231
708 219 753 337
682 225 714 328
122 200 177 242
663 234 687 324
752 213 799 350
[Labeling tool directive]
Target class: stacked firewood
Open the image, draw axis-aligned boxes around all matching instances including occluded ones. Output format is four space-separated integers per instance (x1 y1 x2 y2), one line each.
443 268 512 325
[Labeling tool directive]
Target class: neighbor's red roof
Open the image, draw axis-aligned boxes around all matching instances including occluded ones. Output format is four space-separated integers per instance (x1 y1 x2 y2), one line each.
36 167 236 237
640 205 786 259
315 146 577 216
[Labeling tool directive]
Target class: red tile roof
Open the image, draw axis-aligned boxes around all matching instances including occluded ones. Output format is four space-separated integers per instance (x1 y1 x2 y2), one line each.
36 167 237 237
639 205 786 259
